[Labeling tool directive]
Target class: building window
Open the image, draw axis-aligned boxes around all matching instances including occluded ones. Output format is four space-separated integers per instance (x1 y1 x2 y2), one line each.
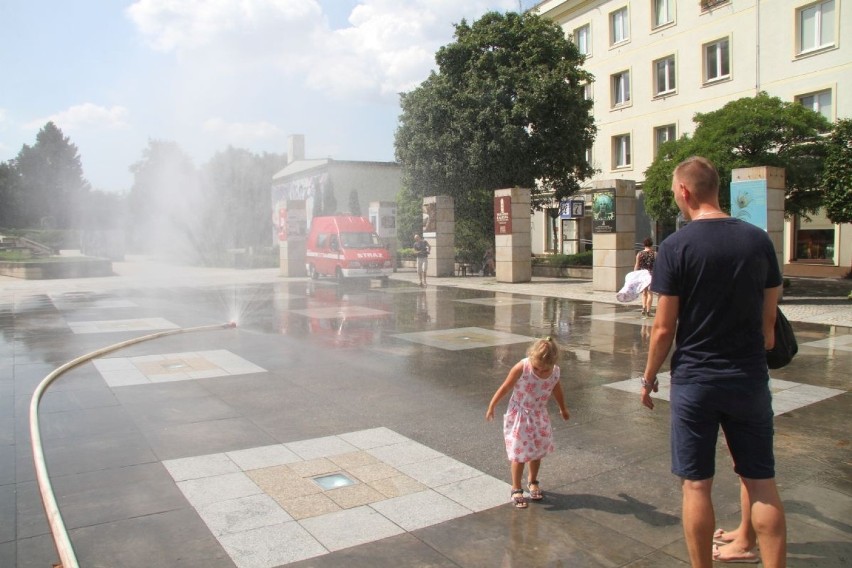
574 24 591 56
798 1 835 54
653 0 674 28
582 82 593 101
612 70 631 107
654 124 677 155
703 38 730 83
610 7 629 45
795 208 835 261
797 89 833 120
613 134 631 168
700 0 730 11
653 55 676 96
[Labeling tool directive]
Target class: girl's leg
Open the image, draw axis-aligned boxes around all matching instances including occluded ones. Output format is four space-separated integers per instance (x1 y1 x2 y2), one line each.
511 460 525 492
527 459 543 499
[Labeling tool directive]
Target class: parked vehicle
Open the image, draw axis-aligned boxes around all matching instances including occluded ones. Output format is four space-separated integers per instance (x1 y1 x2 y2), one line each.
305 216 393 280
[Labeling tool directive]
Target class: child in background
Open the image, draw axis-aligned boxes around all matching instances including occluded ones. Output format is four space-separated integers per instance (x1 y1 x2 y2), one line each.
486 337 570 508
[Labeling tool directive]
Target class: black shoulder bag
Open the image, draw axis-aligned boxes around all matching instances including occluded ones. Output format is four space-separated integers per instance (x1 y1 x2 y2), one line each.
766 307 798 369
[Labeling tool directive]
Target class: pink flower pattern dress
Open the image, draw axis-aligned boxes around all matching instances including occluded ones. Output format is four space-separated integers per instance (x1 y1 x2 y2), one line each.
503 358 561 463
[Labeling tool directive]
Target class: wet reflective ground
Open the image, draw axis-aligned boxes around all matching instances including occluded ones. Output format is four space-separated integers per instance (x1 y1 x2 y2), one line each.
1 268 849 567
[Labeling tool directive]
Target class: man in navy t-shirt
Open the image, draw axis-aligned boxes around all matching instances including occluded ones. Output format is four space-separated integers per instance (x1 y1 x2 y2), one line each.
640 157 786 567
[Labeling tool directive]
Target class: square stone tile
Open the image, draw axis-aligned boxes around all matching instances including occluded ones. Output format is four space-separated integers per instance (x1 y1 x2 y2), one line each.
800 334 852 352
455 298 543 306
197 493 292 537
326 482 385 508
287 458 339 478
177 472 262 507
299 506 404 552
339 427 409 449
433 474 512 512
278 493 342 520
217 522 326 568
247 466 319 499
367 440 444 467
163 453 240 482
398 455 483 488
92 349 266 387
67 317 180 334
227 444 302 470
347 462 401 483
368 474 427 498
370 489 471 532
285 436 359 460
289 306 390 319
328 450 379 470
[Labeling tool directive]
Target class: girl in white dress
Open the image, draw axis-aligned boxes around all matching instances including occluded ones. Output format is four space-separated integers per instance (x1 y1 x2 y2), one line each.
486 337 570 508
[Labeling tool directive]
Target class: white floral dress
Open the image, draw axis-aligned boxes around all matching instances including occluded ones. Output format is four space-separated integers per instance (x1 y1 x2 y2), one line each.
503 358 561 463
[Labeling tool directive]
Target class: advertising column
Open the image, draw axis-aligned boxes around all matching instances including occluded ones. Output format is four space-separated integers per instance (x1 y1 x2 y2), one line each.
423 195 455 277
730 166 785 274
591 179 636 292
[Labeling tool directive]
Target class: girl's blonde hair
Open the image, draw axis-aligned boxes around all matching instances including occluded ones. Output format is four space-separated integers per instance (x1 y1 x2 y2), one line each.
527 336 560 367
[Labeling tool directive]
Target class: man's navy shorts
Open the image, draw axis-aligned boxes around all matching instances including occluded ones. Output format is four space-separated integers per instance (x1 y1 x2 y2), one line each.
670 379 775 480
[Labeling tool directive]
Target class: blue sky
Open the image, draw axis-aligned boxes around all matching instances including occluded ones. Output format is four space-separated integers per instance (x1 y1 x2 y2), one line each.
0 0 524 193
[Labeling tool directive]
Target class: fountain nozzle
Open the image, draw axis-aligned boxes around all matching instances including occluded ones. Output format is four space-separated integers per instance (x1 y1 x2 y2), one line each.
223 321 237 329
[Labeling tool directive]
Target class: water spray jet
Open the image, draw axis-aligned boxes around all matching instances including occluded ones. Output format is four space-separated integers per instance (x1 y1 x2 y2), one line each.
29 321 237 568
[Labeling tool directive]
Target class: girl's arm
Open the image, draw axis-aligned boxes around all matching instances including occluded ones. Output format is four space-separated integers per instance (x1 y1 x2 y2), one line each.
551 381 570 421
485 361 524 421
634 252 641 271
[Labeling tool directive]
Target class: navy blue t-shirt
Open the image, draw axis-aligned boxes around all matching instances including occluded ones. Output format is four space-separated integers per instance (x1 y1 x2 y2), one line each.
651 218 782 383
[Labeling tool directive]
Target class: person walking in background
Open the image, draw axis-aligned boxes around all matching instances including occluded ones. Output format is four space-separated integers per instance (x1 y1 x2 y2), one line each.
640 156 786 567
486 337 570 509
413 234 430 287
634 237 656 317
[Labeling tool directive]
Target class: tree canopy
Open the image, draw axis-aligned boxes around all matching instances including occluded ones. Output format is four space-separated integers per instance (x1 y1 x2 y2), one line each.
643 93 831 222
394 11 595 252
820 118 852 225
11 122 91 229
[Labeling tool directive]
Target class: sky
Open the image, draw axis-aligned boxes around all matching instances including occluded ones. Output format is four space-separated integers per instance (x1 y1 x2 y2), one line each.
0 0 527 193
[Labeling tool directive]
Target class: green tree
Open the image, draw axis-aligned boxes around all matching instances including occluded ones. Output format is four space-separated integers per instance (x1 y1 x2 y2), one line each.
643 93 831 222
0 161 19 228
13 122 91 229
199 147 286 255
127 140 199 257
820 118 852 275
395 11 595 249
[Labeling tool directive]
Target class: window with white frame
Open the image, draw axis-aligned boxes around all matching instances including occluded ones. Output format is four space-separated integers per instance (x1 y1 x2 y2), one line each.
610 7 629 45
653 0 674 28
703 38 730 83
582 82 593 101
797 89 833 120
654 55 676 96
574 24 591 56
654 124 677 156
612 70 631 107
613 134 631 168
797 1 835 54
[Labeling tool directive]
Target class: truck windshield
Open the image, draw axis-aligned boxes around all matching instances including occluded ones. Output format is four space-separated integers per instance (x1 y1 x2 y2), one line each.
340 232 381 248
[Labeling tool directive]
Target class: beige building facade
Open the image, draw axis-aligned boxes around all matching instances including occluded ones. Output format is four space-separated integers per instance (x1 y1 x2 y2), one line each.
532 0 851 277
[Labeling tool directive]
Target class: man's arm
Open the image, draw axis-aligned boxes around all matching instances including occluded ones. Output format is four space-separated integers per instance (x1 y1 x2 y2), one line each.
641 294 679 410
763 285 782 350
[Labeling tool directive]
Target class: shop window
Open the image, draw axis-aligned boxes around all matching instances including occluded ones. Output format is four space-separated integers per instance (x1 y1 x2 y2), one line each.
795 208 835 261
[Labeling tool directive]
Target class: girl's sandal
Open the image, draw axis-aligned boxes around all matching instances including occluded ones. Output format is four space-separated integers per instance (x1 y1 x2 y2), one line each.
528 480 543 501
511 489 528 509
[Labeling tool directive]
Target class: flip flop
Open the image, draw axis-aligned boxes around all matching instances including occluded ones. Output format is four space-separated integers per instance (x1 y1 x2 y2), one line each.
712 543 760 564
510 489 528 509
713 528 735 546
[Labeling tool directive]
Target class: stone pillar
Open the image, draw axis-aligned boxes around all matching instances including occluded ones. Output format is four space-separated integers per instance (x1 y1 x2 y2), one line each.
494 188 532 283
423 195 454 277
731 166 785 274
591 179 636 292
277 200 307 277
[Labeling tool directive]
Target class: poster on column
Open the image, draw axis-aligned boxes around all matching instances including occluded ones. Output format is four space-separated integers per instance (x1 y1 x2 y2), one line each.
285 201 307 241
730 180 767 230
592 190 615 233
494 196 512 234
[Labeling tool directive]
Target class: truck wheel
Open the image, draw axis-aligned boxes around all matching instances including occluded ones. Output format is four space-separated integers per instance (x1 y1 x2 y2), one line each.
308 264 319 280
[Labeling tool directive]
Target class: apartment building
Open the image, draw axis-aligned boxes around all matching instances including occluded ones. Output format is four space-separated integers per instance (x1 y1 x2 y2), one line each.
532 0 851 277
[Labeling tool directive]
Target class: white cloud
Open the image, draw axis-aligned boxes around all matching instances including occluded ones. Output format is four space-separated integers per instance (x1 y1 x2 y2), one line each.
203 117 284 142
24 103 129 132
126 0 517 101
